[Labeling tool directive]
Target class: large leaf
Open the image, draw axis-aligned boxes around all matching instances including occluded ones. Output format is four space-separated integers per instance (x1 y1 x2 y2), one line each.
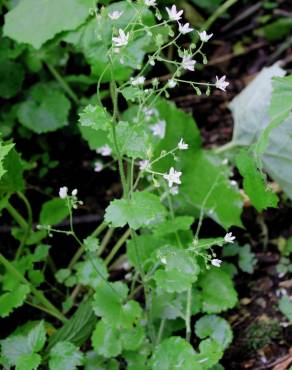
49 341 84 370
105 191 166 230
39 198 70 226
4 0 92 49
48 300 97 350
150 336 203 370
18 83 71 133
229 63 285 146
198 269 238 313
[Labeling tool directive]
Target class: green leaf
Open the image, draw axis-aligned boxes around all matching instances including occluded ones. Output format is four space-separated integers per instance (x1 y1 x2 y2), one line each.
112 121 151 159
49 341 84 370
18 83 71 133
83 236 99 253
195 315 233 350
39 198 70 225
0 146 24 195
279 296 292 322
92 281 142 328
4 0 93 49
154 247 200 293
76 258 108 289
193 339 224 369
48 300 97 350
0 58 24 99
199 269 238 313
238 245 257 274
181 150 243 228
16 353 41 370
121 87 144 101
79 104 110 131
0 140 14 180
79 125 110 150
269 75 292 119
150 336 202 370
105 191 166 230
120 326 145 351
0 284 30 318
91 320 122 358
1 321 46 367
33 244 51 262
259 18 292 41
154 216 194 236
236 149 278 211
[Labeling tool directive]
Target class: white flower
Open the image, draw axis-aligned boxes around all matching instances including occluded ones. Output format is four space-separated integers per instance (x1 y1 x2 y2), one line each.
230 180 237 186
59 186 68 199
94 161 103 172
163 167 182 188
161 257 167 264
198 30 213 42
182 56 196 71
224 232 236 243
112 29 129 47
215 75 229 91
131 76 145 86
145 0 156 6
222 158 228 165
211 259 222 267
96 144 112 157
166 5 183 21
139 159 150 171
71 189 78 196
108 11 123 20
178 22 193 34
178 138 188 150
150 120 166 139
168 79 176 88
170 186 179 195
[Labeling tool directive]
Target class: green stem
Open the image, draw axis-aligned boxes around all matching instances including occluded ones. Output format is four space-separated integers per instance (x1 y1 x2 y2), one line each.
0 253 67 323
68 221 108 269
6 201 28 229
46 62 79 104
105 228 131 266
185 286 192 341
202 0 238 30
156 318 166 345
214 140 238 154
15 192 33 260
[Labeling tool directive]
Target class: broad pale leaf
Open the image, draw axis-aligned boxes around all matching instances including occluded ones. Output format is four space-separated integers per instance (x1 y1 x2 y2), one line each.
195 315 233 350
105 191 166 229
79 104 110 131
16 353 41 370
199 269 238 313
49 341 84 370
91 320 121 358
4 0 92 49
150 336 202 370
18 83 71 133
76 258 108 289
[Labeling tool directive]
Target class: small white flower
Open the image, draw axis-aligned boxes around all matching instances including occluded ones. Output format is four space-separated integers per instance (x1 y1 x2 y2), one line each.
222 158 228 165
112 29 129 47
149 58 156 66
215 75 229 91
230 180 237 186
150 120 166 139
178 138 188 150
94 161 103 172
178 22 193 35
138 159 150 171
131 76 145 86
166 5 183 21
163 167 182 188
161 257 167 264
145 0 156 6
168 79 176 88
182 56 196 71
59 186 68 199
224 232 236 243
198 30 213 42
211 259 222 267
108 10 123 20
71 189 78 196
170 186 179 195
96 144 112 157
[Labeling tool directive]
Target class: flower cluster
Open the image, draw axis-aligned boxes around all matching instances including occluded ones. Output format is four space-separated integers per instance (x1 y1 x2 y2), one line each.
59 186 83 209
